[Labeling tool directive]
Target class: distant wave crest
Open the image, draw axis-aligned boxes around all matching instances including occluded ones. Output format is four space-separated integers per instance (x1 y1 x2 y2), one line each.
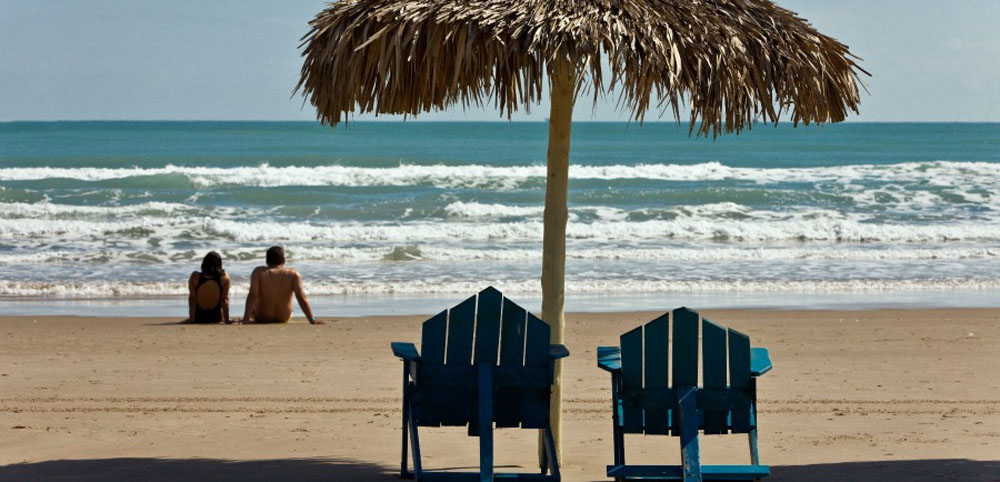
3 161 1000 189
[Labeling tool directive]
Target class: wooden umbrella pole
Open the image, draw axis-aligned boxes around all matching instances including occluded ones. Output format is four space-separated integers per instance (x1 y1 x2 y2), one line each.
540 54 575 465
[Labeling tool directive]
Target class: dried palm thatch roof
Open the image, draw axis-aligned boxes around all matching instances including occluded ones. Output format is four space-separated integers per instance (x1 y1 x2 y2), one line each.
297 0 867 136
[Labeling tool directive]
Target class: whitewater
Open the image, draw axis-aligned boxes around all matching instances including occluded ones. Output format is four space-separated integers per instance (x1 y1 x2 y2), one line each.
1 121 998 313
3 160 1000 190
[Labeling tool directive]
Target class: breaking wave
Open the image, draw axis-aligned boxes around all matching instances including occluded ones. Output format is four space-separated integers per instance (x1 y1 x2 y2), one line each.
3 161 1000 190
3 214 999 244
1 244 996 265
4 278 1000 299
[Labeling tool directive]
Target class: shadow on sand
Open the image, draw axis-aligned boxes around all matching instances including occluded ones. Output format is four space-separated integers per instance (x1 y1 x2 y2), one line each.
771 458 1000 481
1 458 997 481
0 457 393 481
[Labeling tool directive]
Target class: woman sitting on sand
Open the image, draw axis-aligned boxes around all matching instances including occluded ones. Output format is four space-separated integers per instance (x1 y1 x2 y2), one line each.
186 251 231 324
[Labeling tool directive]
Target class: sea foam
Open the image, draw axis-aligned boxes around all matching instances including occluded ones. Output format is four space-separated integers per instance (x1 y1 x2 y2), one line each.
0 244 995 265
4 278 1000 299
4 211 1000 244
3 161 1000 189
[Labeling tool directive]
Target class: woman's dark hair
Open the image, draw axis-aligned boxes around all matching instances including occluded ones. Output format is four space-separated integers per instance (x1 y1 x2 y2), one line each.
201 251 224 278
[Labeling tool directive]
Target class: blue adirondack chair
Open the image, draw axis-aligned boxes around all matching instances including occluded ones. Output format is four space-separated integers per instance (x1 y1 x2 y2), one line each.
391 286 570 481
596 307 773 482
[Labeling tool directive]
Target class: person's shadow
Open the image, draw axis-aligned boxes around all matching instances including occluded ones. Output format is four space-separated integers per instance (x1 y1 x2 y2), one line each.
0 457 392 481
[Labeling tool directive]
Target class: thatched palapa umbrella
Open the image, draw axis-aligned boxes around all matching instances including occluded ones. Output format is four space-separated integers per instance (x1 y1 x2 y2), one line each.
297 0 865 458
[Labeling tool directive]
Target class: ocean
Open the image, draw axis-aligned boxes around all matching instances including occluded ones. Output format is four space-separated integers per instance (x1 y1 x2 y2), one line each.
1 121 998 316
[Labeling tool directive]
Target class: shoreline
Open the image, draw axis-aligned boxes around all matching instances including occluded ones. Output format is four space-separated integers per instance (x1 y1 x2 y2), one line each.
2 309 998 480
4 305 1000 320
2 290 1000 318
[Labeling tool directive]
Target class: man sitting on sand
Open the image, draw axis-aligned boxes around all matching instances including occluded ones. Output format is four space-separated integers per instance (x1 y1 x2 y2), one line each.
240 246 323 324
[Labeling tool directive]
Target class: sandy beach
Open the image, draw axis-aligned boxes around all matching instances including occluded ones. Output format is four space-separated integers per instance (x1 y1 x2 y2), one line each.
4 0 1000 480
0 308 997 481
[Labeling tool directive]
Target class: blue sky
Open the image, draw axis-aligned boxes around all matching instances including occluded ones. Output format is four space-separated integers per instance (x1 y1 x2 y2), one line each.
1 0 998 122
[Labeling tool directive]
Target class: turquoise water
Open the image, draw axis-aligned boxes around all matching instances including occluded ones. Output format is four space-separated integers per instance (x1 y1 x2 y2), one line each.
1 121 999 315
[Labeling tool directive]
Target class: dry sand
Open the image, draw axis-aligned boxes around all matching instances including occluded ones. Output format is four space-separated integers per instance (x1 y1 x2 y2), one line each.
1 309 998 481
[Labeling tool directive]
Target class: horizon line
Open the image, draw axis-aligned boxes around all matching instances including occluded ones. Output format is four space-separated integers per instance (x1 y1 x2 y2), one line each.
3 119 999 125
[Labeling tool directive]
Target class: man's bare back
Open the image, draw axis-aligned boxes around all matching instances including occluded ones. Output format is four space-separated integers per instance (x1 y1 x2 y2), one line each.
241 247 322 324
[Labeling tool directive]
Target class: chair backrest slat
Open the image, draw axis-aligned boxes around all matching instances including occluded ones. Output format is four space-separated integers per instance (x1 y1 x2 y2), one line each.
672 308 699 434
671 307 699 388
446 294 476 366
417 310 448 426
474 287 502 364
728 328 752 433
523 313 550 366
519 313 551 428
620 326 644 433
494 296 525 428
420 310 447 365
499 298 527 366
643 313 671 435
438 295 475 426
702 318 729 434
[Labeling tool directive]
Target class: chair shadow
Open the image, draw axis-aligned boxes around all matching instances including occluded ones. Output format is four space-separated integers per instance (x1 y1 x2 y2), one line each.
771 458 1000 482
0 457 394 481
3 458 997 481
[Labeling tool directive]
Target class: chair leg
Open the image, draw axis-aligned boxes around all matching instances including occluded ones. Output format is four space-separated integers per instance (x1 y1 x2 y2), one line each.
677 387 702 482
408 409 423 480
543 425 561 479
401 405 411 478
539 436 549 475
401 365 411 479
749 391 761 466
610 373 625 482
478 363 494 482
749 428 760 465
612 412 625 482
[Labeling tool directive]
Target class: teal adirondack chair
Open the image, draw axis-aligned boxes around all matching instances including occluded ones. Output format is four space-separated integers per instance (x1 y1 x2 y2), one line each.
391 287 570 481
597 307 773 481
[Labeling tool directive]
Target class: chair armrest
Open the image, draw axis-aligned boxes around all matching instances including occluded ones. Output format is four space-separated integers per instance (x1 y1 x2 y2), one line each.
391 342 420 362
750 347 772 376
549 344 570 360
597 346 621 372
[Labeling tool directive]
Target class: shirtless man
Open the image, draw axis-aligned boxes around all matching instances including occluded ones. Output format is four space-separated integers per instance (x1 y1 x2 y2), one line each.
240 246 323 324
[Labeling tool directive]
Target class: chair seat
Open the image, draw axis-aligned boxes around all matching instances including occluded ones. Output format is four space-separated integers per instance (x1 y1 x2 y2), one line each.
607 464 769 480
614 407 758 435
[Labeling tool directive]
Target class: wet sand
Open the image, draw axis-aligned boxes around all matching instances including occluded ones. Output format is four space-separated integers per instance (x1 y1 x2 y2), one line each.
1 309 998 481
